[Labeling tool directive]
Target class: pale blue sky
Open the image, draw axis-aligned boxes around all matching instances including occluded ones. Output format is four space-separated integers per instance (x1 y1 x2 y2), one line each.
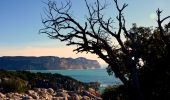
0 0 170 64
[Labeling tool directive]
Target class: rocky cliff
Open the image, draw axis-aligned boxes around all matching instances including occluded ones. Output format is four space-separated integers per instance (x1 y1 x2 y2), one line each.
0 56 101 70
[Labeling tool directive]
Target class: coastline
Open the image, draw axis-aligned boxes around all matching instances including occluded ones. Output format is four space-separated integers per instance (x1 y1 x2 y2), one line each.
2 69 121 88
30 69 121 86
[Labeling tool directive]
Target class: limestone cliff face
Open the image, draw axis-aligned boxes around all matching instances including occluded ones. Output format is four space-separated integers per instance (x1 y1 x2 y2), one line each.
0 56 101 70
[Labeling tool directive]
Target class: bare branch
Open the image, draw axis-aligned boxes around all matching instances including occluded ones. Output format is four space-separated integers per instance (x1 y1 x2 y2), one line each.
156 8 170 46
161 16 170 23
40 0 130 85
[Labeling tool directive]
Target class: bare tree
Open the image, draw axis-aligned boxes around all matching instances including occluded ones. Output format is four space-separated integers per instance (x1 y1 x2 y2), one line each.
156 8 170 48
40 0 169 99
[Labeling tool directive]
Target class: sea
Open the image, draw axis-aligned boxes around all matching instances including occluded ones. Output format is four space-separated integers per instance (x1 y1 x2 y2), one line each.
30 69 122 89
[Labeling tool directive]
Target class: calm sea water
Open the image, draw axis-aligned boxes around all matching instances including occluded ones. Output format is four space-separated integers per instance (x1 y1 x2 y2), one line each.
30 69 122 88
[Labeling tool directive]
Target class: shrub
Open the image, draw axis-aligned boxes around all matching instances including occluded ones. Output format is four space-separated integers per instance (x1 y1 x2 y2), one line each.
1 78 28 93
101 85 128 100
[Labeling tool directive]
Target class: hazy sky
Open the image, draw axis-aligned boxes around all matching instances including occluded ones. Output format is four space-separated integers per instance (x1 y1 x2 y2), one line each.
0 0 170 65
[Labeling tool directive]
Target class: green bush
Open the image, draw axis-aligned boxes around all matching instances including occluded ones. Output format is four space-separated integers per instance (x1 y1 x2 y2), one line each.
1 78 28 93
101 85 128 100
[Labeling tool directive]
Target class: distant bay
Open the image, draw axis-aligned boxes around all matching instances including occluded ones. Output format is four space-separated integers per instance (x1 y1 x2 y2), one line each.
30 69 122 88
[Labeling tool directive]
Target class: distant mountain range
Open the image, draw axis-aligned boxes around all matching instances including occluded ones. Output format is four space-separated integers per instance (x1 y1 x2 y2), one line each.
0 56 101 70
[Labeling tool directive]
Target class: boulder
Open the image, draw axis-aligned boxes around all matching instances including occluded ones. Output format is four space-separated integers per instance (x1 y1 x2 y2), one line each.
58 89 68 93
27 90 35 95
41 88 47 93
34 88 41 92
22 95 33 99
0 92 5 98
27 90 39 99
56 92 69 97
69 93 81 100
47 88 54 94
6 93 13 98
13 95 21 100
81 96 90 100
14 92 22 97
46 94 53 100
30 93 39 99
38 92 47 99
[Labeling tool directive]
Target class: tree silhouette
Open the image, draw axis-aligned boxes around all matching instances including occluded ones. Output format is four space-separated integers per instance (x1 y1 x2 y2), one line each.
40 0 129 86
40 0 170 99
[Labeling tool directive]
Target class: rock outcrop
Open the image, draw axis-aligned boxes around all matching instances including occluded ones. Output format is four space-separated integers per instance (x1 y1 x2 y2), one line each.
0 56 101 70
0 88 102 100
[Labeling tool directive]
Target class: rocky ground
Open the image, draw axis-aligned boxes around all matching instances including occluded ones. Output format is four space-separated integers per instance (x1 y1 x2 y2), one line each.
0 88 102 100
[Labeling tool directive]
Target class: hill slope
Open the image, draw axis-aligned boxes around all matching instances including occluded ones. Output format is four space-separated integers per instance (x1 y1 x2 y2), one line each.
0 56 101 70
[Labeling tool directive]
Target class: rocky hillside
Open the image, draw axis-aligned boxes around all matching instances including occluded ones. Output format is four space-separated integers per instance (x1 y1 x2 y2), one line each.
0 70 101 99
0 88 102 100
0 56 101 70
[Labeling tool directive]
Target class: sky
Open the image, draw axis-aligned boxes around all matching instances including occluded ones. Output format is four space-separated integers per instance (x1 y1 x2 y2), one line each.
0 0 170 65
